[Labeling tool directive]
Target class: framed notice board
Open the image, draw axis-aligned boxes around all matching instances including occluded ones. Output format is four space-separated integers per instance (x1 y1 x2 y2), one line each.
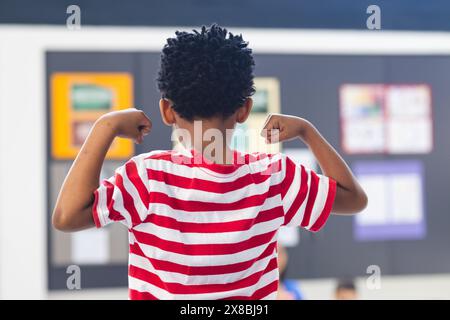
46 53 141 290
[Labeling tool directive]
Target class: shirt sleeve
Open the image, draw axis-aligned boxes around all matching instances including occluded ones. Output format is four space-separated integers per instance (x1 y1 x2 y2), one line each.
92 156 150 229
280 154 337 232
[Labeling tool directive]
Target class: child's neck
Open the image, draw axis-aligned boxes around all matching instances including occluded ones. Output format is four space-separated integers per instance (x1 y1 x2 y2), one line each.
178 117 236 165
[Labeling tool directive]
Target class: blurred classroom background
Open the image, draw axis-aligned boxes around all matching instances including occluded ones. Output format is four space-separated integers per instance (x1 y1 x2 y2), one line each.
1 0 450 299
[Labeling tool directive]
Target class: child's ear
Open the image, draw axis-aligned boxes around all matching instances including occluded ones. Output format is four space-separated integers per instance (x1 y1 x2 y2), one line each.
236 98 253 123
159 98 176 126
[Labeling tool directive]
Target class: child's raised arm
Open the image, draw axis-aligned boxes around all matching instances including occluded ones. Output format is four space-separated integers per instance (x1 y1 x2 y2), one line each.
262 114 367 214
52 109 152 232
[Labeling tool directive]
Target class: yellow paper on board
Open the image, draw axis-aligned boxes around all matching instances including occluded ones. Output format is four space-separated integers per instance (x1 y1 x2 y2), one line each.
51 72 134 160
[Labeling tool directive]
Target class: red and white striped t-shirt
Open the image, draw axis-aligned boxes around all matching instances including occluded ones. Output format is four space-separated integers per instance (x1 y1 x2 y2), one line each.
92 149 336 300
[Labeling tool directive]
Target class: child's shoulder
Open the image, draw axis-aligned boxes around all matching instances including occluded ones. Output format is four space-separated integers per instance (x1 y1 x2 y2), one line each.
128 150 288 171
243 151 285 163
238 152 287 174
130 150 175 163
129 149 197 167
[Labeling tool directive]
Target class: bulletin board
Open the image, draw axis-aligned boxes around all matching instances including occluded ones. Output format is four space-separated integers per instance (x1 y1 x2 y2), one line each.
47 51 450 290
46 53 140 290
252 54 450 279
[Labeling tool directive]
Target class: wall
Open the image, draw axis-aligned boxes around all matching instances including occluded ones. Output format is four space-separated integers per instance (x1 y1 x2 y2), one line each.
1 25 450 298
2 0 450 31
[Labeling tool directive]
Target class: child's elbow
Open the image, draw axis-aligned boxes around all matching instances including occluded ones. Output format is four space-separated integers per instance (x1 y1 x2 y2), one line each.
333 186 368 215
353 190 368 214
52 207 72 232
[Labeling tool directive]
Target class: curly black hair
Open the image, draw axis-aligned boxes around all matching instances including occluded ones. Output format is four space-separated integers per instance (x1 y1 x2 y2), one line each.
156 24 255 120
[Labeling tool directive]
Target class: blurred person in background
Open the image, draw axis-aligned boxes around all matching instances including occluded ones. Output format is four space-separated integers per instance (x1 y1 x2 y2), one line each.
335 278 358 300
277 244 303 300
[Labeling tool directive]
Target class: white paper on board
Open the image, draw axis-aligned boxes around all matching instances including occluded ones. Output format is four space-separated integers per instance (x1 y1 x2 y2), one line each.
356 171 424 226
278 226 300 247
356 175 390 226
387 118 432 154
386 85 430 117
71 228 109 264
389 174 423 224
343 119 385 153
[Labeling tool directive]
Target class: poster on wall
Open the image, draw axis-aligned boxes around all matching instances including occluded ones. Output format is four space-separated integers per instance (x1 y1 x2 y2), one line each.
231 77 281 154
71 228 110 265
353 160 426 241
340 84 432 154
51 73 134 160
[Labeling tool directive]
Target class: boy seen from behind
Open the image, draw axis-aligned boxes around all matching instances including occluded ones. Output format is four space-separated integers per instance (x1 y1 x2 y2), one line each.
53 24 367 300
